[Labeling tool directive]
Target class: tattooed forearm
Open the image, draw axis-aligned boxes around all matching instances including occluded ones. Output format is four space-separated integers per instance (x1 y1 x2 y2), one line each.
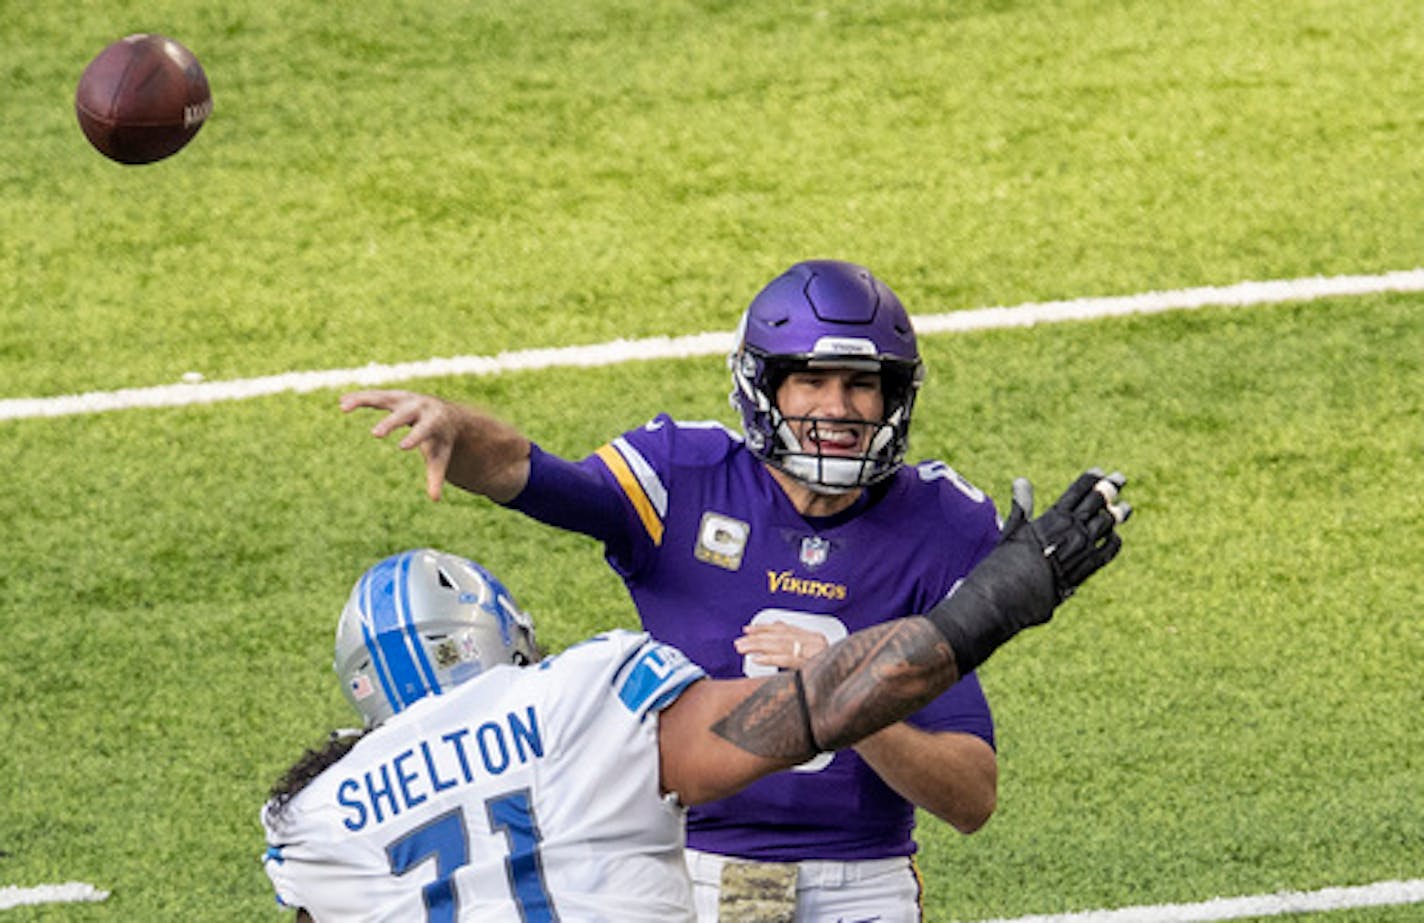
711 617 960 760
711 670 814 760
803 617 957 750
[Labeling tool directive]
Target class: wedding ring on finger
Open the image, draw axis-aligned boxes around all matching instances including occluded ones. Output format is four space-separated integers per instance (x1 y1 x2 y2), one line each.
793 641 802 658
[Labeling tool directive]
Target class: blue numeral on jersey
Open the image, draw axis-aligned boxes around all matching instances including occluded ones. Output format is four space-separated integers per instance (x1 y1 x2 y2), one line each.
387 809 468 923
386 794 558 922
487 789 559 922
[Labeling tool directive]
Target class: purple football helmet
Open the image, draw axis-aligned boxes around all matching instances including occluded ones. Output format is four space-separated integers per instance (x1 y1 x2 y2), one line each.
729 260 924 493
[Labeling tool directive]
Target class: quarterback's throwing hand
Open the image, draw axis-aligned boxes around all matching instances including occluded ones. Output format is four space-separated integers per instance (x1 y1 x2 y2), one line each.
340 390 459 501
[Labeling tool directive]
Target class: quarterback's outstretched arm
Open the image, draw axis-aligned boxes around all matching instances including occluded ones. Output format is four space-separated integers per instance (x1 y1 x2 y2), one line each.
340 390 533 502
660 470 1131 806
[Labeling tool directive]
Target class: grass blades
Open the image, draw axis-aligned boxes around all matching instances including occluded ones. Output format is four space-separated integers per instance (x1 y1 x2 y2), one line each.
2 0 1422 919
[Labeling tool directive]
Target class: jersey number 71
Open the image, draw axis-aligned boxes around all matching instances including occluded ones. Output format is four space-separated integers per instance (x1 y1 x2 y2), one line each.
386 789 557 921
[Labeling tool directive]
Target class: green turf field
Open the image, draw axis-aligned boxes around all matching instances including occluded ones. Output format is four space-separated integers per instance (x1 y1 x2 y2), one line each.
2 1 1421 920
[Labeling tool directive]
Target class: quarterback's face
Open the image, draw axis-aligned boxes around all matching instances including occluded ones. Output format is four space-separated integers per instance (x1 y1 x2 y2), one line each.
775 369 885 456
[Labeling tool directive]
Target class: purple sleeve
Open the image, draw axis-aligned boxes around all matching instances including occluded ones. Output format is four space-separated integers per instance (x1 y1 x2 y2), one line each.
504 443 629 551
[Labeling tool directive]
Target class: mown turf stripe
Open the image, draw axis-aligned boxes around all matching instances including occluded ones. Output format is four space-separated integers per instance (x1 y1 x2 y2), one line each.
3 269 1421 422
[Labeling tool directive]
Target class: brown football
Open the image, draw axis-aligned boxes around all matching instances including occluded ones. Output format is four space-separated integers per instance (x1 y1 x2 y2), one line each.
75 34 212 165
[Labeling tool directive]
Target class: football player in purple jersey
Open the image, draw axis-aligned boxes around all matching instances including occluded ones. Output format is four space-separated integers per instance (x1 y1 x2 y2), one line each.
341 260 1080 920
263 469 1128 922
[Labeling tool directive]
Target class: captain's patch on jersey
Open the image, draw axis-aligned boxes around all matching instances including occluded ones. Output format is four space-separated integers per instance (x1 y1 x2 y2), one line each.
695 511 750 571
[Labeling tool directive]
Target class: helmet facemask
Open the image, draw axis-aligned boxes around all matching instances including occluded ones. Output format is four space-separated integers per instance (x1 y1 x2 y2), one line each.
733 350 922 494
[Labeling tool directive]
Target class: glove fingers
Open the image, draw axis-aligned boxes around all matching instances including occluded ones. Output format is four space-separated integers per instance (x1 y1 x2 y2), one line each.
1090 533 1124 576
1052 469 1105 515
1100 531 1123 563
1085 508 1114 543
1003 477 1035 534
1011 477 1035 518
1022 467 1130 602
1063 532 1123 586
1071 471 1128 519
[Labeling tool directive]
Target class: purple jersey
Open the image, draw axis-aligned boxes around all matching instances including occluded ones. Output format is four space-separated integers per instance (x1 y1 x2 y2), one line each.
511 414 1001 861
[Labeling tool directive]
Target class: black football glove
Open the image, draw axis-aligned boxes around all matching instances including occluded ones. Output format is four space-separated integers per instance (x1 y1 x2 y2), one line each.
926 468 1132 674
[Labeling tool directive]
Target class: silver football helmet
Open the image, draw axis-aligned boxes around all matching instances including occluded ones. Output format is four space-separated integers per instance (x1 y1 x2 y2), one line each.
334 548 539 728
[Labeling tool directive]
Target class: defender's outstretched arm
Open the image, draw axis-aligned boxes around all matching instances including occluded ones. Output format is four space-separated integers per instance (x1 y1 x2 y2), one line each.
660 470 1131 805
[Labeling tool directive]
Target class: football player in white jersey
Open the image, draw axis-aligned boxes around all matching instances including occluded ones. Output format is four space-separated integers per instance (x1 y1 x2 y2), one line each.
261 469 1129 922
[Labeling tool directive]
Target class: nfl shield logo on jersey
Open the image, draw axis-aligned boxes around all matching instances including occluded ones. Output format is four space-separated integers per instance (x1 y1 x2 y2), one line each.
799 536 830 568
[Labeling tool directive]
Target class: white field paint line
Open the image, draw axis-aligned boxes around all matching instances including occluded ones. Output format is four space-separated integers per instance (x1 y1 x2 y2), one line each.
3 268 1423 422
0 881 110 909
0 332 735 422
912 267 1424 335
972 878 1424 923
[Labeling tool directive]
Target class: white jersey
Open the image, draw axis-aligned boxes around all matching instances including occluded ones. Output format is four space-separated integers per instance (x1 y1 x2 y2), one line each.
261 630 706 922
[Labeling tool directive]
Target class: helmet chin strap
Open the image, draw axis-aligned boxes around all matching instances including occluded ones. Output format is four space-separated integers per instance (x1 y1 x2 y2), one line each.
773 414 891 493
780 455 863 494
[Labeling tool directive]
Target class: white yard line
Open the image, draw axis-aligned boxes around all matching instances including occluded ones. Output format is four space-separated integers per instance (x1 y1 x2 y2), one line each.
971 878 1424 923
3 268 1422 423
0 882 109 910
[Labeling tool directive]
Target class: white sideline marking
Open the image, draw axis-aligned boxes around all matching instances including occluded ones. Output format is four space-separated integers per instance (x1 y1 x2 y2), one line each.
2 268 1422 422
972 878 1424 923
0 881 110 909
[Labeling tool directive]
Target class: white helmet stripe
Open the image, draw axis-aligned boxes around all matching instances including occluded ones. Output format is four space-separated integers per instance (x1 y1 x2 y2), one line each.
394 551 442 696
357 567 404 711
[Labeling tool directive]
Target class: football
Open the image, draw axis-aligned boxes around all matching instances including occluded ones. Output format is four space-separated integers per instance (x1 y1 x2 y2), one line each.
75 34 212 165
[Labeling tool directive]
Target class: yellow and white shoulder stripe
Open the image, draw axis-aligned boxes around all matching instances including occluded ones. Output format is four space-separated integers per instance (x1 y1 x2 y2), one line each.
595 437 668 546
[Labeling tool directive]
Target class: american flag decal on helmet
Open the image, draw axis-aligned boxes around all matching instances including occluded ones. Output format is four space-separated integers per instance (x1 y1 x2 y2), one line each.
348 675 374 700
